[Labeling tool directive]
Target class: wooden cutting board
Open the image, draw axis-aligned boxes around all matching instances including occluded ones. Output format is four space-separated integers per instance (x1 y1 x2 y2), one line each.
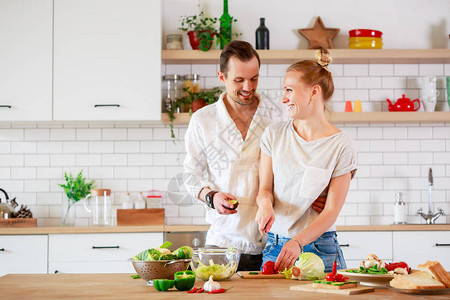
290 283 375 295
237 271 285 279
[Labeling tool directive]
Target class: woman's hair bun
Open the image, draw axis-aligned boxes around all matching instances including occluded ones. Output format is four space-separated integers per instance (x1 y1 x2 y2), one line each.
314 48 332 71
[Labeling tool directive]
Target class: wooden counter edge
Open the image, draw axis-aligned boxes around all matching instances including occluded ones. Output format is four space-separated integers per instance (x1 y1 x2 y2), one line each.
0 224 449 235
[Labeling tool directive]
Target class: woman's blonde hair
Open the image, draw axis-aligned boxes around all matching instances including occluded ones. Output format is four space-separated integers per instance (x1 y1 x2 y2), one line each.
286 48 334 101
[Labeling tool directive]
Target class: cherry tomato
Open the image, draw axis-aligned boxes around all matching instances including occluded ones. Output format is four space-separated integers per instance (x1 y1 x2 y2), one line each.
292 267 301 277
335 274 345 282
325 273 336 281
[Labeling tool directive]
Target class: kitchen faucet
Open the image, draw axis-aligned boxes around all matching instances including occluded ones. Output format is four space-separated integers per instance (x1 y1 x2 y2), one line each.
417 168 445 224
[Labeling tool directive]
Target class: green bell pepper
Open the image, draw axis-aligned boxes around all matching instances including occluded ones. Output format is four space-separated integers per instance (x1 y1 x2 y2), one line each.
153 279 175 291
174 270 196 291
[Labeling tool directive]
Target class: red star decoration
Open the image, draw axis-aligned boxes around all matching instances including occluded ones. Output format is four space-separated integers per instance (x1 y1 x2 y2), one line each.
298 16 340 49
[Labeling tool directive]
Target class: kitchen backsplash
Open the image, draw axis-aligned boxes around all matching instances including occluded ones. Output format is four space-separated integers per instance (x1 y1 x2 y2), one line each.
1 62 449 226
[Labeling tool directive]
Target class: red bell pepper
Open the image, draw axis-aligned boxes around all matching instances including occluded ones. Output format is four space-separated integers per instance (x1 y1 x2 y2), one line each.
386 261 410 273
262 261 278 274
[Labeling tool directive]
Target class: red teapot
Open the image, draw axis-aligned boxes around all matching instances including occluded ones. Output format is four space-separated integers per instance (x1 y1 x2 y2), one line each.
386 94 421 111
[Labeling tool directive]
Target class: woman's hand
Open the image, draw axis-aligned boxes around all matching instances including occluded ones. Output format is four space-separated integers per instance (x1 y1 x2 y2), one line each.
274 240 301 272
255 203 275 233
213 192 238 215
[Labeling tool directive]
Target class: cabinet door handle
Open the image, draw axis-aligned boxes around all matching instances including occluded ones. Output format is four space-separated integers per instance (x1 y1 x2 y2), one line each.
92 246 120 249
0 105 12 108
94 104 120 108
435 243 450 247
0 248 4 251
339 244 350 247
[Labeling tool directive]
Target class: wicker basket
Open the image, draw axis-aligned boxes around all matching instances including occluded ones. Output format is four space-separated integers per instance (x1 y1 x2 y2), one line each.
131 259 191 282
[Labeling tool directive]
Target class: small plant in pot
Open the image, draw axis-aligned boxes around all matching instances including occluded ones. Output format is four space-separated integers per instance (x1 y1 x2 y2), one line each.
179 4 240 51
179 10 219 51
167 87 222 139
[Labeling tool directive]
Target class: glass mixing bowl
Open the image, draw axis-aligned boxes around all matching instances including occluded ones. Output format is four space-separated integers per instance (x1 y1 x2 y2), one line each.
190 248 241 281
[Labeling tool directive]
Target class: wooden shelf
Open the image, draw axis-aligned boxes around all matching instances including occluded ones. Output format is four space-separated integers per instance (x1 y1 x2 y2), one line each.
162 49 450 64
162 112 450 125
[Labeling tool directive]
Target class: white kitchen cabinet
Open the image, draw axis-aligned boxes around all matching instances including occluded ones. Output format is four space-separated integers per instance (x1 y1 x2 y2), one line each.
0 0 52 121
53 0 161 121
0 235 48 276
337 231 392 268
393 231 450 270
48 232 163 273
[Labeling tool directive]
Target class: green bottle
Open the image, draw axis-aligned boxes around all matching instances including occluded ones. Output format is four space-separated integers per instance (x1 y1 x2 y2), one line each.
220 0 232 49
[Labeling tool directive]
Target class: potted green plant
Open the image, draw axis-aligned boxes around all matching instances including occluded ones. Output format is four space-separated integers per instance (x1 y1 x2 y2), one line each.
59 170 95 226
179 10 219 51
179 5 240 51
167 87 223 139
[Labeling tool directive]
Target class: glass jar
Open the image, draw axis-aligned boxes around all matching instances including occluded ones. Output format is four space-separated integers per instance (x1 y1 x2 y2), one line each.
145 190 165 208
83 189 112 227
162 74 184 112
166 34 183 50
183 74 201 112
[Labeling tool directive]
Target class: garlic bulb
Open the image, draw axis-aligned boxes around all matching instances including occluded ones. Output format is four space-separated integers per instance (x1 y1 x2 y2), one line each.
203 275 220 292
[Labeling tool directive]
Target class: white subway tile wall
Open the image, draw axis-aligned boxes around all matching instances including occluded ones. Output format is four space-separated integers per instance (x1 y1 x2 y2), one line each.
1 63 450 227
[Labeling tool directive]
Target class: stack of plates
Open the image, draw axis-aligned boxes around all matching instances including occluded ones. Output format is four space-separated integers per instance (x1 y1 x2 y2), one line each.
349 29 383 49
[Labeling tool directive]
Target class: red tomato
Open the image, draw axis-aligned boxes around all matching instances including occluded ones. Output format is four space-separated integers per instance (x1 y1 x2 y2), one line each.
262 261 278 274
325 273 336 281
292 267 301 277
335 274 345 282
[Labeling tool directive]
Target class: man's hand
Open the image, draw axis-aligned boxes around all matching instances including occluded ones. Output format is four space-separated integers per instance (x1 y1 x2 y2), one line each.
255 203 275 233
312 196 327 214
213 192 238 215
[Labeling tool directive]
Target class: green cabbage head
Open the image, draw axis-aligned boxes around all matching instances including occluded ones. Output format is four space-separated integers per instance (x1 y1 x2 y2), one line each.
294 252 325 280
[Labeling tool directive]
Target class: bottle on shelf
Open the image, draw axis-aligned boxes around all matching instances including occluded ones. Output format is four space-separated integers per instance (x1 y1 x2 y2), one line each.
394 192 407 224
219 0 232 49
255 17 270 50
135 192 146 209
122 192 133 209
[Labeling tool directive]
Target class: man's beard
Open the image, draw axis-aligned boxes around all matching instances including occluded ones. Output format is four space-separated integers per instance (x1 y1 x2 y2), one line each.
229 91 256 106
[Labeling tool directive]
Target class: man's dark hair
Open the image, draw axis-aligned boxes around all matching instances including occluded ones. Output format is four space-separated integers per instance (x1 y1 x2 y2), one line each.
219 40 260 76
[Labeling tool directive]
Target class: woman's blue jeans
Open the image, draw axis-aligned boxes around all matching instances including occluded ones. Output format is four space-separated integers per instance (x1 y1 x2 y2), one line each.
261 231 347 272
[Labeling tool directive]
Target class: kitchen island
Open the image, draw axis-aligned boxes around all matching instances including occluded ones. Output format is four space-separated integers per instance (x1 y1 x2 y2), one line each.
1 273 448 299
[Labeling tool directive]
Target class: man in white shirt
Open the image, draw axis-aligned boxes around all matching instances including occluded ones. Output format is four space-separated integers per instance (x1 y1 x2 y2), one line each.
184 40 324 270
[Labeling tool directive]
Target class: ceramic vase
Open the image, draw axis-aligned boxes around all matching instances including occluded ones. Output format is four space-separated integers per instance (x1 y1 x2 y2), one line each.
421 76 439 112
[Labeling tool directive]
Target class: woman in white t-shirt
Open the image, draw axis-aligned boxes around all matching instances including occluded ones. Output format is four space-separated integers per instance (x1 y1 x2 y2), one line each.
255 49 357 273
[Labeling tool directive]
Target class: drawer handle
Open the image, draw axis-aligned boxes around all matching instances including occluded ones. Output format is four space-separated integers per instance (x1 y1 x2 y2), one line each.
0 105 12 108
0 248 4 251
435 243 450 247
92 246 120 249
94 104 120 108
339 244 350 247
